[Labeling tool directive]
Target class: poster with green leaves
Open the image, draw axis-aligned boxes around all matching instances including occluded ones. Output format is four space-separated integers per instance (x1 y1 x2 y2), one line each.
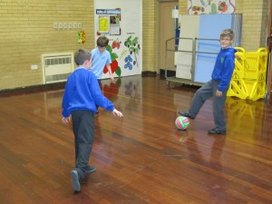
94 0 142 79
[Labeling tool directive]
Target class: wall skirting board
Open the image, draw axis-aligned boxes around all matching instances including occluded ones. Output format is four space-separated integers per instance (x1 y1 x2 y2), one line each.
0 82 66 97
0 74 154 97
159 69 176 78
142 71 158 77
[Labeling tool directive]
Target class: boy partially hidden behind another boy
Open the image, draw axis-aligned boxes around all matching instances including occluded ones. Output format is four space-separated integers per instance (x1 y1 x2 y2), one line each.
62 49 123 192
179 29 236 135
90 36 114 82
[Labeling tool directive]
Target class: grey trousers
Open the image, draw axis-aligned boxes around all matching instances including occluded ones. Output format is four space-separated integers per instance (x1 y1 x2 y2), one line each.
188 80 227 131
71 110 94 180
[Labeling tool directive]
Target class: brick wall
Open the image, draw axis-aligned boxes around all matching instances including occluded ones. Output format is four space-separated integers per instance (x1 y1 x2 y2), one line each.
237 0 268 50
142 0 159 72
0 0 269 89
0 0 161 89
0 0 94 90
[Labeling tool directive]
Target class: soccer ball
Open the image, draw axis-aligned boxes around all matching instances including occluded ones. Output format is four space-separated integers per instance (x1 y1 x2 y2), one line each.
175 116 190 130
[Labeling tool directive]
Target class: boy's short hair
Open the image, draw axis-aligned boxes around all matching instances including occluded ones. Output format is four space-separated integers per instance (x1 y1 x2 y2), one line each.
220 29 234 40
74 49 91 66
96 36 109 47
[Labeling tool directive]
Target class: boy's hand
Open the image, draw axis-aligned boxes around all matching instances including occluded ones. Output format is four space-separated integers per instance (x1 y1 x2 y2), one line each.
112 109 123 117
62 116 71 124
216 90 223 97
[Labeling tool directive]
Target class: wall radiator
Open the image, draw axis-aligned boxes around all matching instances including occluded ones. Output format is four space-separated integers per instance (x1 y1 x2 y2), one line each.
42 52 74 84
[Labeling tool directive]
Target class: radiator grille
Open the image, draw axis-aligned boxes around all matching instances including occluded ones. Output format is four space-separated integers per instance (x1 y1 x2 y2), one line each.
42 53 74 84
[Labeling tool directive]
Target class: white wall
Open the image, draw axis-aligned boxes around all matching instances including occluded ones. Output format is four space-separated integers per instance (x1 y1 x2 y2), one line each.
94 0 142 78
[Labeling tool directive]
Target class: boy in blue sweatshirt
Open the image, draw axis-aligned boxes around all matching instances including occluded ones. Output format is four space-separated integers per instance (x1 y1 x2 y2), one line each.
62 48 123 192
179 29 235 135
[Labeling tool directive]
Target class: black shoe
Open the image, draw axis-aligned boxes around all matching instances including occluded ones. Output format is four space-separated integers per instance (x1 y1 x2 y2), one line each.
86 165 96 174
71 170 81 192
178 111 195 119
208 128 226 135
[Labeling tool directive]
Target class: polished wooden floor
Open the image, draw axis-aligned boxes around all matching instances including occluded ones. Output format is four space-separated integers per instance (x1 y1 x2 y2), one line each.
0 76 272 204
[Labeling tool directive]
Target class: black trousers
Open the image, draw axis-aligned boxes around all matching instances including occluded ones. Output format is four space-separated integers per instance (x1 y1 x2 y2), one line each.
97 79 102 90
71 110 94 180
96 79 102 111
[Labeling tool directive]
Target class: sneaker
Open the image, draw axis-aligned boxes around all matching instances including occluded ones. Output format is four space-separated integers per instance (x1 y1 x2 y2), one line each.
86 165 96 174
71 170 81 192
178 111 195 119
208 128 226 135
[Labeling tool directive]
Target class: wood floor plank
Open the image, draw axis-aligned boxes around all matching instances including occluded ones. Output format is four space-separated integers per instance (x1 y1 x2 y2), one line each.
0 76 272 203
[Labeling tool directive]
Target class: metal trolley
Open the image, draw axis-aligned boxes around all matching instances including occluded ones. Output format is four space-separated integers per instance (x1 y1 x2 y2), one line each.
164 37 219 87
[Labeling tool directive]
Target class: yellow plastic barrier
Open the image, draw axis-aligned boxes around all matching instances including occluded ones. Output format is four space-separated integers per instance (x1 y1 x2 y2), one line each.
227 79 248 99
243 48 268 81
227 47 268 101
227 47 247 99
246 80 266 101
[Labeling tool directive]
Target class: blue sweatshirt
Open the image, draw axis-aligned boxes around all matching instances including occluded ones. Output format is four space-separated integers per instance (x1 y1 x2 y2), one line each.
211 47 236 92
62 67 114 117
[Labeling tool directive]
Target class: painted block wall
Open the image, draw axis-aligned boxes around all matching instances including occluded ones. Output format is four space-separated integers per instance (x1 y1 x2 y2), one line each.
0 0 269 89
142 0 158 72
0 0 94 89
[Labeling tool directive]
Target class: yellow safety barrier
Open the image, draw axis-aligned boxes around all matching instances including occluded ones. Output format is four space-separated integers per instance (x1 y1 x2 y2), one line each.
227 47 268 101
243 48 268 81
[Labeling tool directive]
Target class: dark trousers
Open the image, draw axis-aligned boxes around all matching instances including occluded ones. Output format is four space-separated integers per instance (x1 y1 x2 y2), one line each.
71 110 94 180
97 79 102 90
188 80 227 131
96 79 102 111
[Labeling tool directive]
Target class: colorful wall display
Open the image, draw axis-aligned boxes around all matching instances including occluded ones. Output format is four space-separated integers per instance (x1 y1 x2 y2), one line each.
94 0 142 79
187 0 236 14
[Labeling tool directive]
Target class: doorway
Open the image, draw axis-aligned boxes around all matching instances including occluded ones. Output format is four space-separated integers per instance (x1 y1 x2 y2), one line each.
157 1 178 75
